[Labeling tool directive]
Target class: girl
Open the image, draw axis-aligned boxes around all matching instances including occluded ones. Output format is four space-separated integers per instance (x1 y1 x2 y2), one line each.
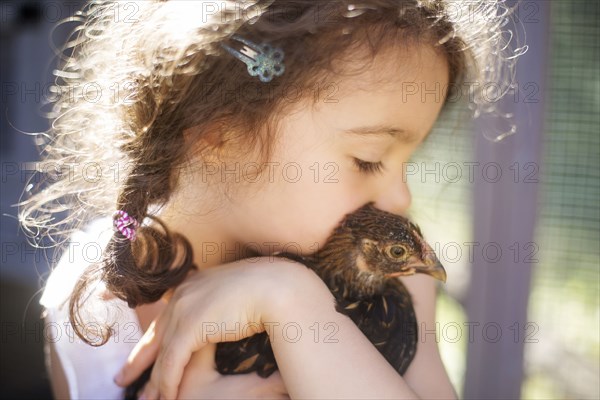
22 0 517 398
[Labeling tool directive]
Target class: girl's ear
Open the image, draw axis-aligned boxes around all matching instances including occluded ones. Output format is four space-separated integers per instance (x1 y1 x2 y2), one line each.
183 121 232 161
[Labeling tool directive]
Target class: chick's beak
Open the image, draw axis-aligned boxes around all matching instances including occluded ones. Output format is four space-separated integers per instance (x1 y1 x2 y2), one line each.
405 255 447 283
422 256 447 282
406 231 447 283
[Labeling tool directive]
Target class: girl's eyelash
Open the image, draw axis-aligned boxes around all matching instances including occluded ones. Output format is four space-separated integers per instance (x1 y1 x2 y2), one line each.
353 158 385 175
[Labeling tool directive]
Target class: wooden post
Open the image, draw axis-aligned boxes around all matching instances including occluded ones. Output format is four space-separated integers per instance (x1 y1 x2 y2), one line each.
463 1 549 398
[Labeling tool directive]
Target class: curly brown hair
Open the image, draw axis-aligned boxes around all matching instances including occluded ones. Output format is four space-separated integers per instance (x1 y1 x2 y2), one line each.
19 0 521 345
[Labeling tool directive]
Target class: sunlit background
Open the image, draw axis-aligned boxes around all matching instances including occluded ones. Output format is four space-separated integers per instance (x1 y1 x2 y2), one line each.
1 1 598 399
408 1 599 398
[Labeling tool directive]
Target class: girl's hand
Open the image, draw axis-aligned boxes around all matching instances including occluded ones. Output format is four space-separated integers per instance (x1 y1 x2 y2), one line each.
114 257 318 399
176 343 289 399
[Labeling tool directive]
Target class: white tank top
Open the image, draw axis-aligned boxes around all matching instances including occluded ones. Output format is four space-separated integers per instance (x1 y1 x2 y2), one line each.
39 217 142 399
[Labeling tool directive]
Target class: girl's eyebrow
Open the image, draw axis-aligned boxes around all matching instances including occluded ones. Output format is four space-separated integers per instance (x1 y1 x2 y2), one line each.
341 125 422 143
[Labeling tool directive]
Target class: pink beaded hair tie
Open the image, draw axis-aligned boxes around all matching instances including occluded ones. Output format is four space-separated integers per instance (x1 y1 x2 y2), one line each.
113 210 139 241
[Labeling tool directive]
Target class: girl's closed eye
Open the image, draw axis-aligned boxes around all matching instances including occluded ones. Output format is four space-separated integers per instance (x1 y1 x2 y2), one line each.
353 157 385 175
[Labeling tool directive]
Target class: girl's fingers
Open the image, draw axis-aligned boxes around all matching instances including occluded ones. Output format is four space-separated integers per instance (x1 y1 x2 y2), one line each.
154 330 201 400
138 305 188 398
176 344 289 400
177 344 220 399
115 316 165 386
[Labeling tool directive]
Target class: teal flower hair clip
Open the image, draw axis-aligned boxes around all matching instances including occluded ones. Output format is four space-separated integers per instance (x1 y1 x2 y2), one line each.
221 34 285 83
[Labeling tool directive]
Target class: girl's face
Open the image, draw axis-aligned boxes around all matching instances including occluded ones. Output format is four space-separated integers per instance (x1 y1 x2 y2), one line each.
221 44 450 256
172 43 449 259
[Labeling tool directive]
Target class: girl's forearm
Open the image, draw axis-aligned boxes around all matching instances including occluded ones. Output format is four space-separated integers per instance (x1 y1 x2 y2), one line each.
265 288 420 399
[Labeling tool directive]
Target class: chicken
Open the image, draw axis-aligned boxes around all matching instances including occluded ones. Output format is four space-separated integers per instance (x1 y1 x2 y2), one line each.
215 202 446 377
125 202 446 398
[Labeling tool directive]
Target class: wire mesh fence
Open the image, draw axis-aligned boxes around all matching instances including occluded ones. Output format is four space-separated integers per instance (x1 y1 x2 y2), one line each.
523 1 599 398
409 1 599 398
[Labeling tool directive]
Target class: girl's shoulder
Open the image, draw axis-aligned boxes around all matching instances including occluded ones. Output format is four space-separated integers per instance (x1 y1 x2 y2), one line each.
40 216 114 310
39 217 143 399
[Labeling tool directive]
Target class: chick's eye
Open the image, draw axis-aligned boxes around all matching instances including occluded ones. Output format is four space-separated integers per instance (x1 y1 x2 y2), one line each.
387 245 407 259
353 158 385 175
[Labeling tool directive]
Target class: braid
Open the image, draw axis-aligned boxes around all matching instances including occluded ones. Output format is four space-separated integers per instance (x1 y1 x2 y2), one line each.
69 175 194 346
104 208 194 309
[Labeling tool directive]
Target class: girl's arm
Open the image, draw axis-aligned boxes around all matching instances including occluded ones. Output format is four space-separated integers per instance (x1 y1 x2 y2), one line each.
116 258 456 399
266 284 420 399
265 272 456 399
401 274 458 399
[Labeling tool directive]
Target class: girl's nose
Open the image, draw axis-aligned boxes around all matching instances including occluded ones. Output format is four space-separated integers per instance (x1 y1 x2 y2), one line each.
373 178 412 216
